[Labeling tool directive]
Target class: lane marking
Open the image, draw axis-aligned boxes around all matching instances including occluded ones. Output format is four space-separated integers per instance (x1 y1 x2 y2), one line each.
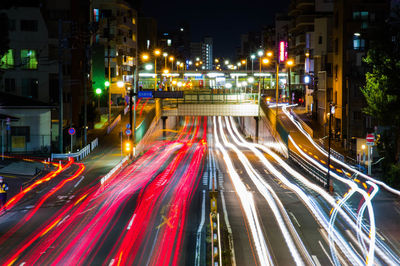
74 176 85 188
195 191 206 266
318 240 334 265
288 211 301 228
312 255 322 266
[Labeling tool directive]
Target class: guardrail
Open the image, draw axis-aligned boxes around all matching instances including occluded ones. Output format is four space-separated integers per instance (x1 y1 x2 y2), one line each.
51 138 99 161
107 114 121 134
291 111 314 138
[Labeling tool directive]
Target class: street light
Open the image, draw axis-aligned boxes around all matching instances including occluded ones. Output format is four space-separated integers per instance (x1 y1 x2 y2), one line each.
169 56 175 71
142 53 149 61
154 49 161 89
145 64 153 71
95 88 102 109
250 54 256 74
286 59 294 104
117 81 124 88
163 52 168 68
326 103 335 193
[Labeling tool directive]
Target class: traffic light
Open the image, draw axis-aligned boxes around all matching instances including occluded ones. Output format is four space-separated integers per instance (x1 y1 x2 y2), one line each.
124 141 132 152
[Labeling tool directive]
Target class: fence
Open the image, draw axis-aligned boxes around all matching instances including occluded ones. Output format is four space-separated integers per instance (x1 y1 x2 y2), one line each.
107 115 121 134
51 138 98 161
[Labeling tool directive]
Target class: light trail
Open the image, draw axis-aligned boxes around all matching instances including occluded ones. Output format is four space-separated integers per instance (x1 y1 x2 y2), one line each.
222 117 310 265
282 105 400 197
214 116 274 266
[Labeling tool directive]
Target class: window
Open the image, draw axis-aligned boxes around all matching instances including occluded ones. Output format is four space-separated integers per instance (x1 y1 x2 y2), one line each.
21 50 38 69
361 22 368 29
0 49 14 69
11 126 30 142
5 78 15 92
353 35 365 51
21 78 38 98
334 38 338 54
318 36 323 45
49 74 59 103
8 19 16 31
361 12 368 21
132 34 136 42
20 20 38 31
353 11 360 20
132 18 136 24
93 9 99 22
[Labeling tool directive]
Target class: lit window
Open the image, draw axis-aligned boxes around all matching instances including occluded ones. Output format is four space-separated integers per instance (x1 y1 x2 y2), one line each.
167 39 172 46
353 35 365 51
132 18 136 24
132 34 136 42
353 11 360 20
0 49 14 69
21 50 38 69
93 9 99 22
361 11 368 21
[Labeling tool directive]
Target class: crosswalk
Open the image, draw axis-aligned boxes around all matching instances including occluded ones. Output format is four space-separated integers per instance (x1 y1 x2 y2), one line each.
202 146 224 191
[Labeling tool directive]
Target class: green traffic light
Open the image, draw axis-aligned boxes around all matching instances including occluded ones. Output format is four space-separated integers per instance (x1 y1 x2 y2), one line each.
104 81 110 87
95 88 102 95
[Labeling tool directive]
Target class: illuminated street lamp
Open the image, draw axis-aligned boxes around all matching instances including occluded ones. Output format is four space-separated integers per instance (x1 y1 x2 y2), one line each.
95 88 102 109
145 64 153 71
286 59 294 104
154 49 161 89
250 54 256 73
117 81 124 88
163 52 168 68
169 56 175 71
142 53 149 61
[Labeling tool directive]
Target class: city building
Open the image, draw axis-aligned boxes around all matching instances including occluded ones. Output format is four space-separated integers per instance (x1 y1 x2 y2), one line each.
0 92 53 154
332 0 390 151
190 37 213 70
138 17 157 52
92 0 137 105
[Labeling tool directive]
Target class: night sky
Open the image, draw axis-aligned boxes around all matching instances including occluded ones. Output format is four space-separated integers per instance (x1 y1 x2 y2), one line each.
142 0 290 58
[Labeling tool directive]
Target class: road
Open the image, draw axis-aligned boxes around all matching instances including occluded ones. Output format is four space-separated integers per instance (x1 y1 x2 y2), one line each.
1 107 400 265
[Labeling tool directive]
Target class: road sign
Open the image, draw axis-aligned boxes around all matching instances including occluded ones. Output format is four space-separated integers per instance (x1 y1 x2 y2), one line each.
153 91 184 98
125 129 132 136
138 90 153 98
68 127 76 136
126 123 131 129
366 134 374 145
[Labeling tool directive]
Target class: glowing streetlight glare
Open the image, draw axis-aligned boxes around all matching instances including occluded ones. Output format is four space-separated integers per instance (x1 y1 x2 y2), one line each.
95 88 102 95
177 82 183 87
266 51 273 57
196 57 200 61
163 52 168 57
169 56 174 62
142 53 149 61
248 77 255 83
117 81 124 88
241 81 248 87
262 58 270 64
104 81 110 87
287 59 294 66
224 60 229 65
241 60 246 65
237 62 242 66
172 80 177 85
154 49 161 56
251 54 256 59
163 69 169 74
145 64 153 70
215 58 219 63
225 83 233 89
362 144 366 150
257 50 264 57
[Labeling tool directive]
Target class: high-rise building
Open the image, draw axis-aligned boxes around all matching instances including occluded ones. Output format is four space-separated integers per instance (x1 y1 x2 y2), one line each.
202 37 213 70
332 0 390 149
92 0 137 104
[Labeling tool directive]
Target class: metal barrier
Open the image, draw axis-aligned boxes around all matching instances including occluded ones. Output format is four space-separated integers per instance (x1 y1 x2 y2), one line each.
107 114 121 134
291 111 314 138
51 138 99 161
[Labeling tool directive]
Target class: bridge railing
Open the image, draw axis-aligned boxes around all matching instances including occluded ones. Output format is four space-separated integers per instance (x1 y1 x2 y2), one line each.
51 138 99 161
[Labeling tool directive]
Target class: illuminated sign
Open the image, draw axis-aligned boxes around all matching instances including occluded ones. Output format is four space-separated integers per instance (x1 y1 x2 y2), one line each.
279 41 287 62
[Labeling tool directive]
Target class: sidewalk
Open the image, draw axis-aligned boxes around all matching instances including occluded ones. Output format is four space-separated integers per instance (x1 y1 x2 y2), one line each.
0 160 45 176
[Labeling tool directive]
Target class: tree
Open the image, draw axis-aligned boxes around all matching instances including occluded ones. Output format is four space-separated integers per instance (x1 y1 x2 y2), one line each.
361 9 400 184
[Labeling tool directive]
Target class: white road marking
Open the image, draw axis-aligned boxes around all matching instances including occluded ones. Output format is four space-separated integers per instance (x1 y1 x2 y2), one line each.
312 255 322 266
288 211 301 228
127 214 136 230
318 240 334 265
74 176 85 188
195 190 206 266
221 191 237 265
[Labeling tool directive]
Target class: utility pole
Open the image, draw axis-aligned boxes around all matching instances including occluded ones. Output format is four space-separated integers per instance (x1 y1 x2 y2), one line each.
107 18 111 123
275 61 279 120
326 102 334 192
58 19 64 153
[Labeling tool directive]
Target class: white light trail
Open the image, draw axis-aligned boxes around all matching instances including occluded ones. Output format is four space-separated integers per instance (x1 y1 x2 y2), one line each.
213 117 274 266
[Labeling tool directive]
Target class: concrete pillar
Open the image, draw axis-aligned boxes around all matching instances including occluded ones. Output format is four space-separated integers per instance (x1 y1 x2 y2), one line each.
254 116 259 142
162 116 168 139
